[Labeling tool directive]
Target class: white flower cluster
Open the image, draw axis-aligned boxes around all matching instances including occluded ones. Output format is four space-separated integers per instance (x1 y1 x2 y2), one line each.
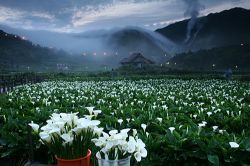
29 112 103 145
92 129 147 162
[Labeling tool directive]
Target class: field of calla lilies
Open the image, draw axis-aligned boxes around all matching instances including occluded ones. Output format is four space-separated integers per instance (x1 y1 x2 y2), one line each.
0 79 250 165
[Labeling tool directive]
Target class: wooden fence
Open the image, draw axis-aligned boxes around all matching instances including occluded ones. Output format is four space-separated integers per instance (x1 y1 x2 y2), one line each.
0 73 46 94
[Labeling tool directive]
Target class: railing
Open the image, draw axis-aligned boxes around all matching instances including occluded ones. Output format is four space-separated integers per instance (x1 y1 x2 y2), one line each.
0 73 45 94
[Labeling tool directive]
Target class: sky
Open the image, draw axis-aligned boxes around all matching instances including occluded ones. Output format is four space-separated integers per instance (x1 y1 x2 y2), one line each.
0 0 250 33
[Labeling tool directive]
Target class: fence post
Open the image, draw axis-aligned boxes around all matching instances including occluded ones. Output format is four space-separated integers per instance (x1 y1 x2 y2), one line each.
11 79 14 91
0 73 46 93
0 82 2 94
28 125 34 163
0 76 2 94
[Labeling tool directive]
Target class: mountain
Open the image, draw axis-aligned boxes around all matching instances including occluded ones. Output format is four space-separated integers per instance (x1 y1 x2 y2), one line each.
105 27 176 63
70 26 177 63
168 43 250 71
1 7 250 71
0 25 87 54
0 25 176 63
0 27 175 71
156 7 250 51
0 30 82 72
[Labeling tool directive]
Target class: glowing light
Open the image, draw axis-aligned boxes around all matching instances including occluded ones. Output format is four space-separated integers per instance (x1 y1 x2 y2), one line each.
241 43 244 46
103 52 107 55
166 62 170 65
212 64 216 67
22 36 26 40
93 52 97 56
153 23 158 26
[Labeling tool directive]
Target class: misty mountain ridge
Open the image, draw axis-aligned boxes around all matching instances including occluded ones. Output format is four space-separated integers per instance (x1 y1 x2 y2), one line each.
105 27 176 62
2 7 250 56
0 30 83 71
0 25 174 59
0 28 170 71
156 7 250 51
1 7 250 71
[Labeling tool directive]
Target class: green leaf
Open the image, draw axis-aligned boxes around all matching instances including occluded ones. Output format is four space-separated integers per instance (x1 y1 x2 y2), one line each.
0 138 7 146
207 154 219 166
1 149 14 158
242 138 250 152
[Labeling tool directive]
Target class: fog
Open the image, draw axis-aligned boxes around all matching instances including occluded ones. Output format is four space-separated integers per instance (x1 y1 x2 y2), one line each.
0 25 178 66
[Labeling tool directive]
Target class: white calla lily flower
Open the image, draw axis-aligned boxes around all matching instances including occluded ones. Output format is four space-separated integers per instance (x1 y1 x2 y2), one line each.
39 132 51 143
86 107 95 115
156 117 162 123
109 130 118 136
61 133 73 144
229 142 239 148
141 124 147 132
118 119 123 125
168 127 175 134
29 121 39 132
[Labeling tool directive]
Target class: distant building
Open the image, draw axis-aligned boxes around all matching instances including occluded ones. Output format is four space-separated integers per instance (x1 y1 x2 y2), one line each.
57 64 69 71
120 53 154 68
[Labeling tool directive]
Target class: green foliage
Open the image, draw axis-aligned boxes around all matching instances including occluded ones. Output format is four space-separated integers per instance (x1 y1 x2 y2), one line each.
0 79 250 165
170 44 250 71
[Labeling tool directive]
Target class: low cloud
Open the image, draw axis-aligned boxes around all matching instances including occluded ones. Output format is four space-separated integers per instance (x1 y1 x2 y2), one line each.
0 5 56 30
0 0 250 33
